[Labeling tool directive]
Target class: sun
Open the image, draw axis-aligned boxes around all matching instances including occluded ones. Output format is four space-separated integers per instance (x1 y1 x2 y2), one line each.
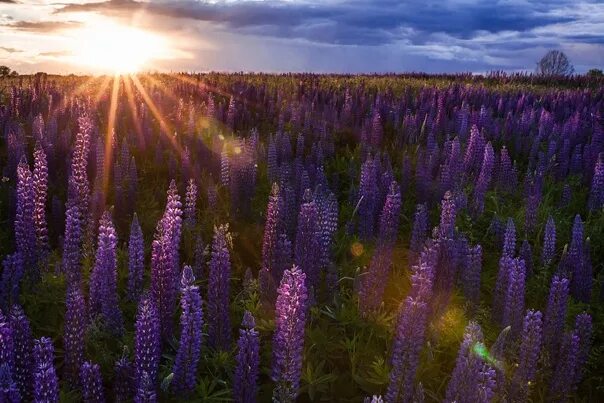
71 21 168 73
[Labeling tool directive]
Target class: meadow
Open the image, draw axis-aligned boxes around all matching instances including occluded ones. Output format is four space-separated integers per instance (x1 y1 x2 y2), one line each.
0 72 602 402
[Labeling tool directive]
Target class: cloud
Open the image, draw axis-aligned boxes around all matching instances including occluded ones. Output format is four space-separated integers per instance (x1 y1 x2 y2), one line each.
3 20 82 32
39 50 73 57
0 46 22 53
0 0 18 3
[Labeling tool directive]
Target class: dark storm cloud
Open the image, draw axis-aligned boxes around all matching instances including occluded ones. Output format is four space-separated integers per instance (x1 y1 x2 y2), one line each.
3 20 82 32
55 0 579 46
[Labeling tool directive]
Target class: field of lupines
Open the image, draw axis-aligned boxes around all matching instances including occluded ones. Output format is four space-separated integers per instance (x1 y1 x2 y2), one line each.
0 72 602 402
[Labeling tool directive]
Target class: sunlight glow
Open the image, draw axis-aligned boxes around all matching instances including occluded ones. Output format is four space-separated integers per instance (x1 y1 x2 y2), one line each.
71 21 168 73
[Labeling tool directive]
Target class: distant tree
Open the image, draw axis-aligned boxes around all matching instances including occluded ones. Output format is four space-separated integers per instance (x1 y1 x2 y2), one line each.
10 70 18 77
536 50 574 76
0 65 11 77
587 68 603 78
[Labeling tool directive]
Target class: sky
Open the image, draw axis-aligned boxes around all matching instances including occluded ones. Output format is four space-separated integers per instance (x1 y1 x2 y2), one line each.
0 0 603 74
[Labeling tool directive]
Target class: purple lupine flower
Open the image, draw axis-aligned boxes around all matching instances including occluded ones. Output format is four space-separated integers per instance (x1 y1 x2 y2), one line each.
559 183 572 207
220 145 230 187
184 178 197 227
502 258 526 336
588 152 604 210
294 190 321 294
233 311 260 403
464 125 486 176
0 253 24 311
262 183 283 277
549 331 580 398
62 203 85 285
437 191 456 240
172 266 203 393
0 312 14 374
267 139 278 184
89 211 123 333
358 243 394 315
519 240 532 276
574 313 593 386
272 266 308 402
207 184 217 211
33 337 59 403
0 363 20 403
385 294 430 402
8 305 33 400
461 245 482 306
114 357 134 402
445 322 496 403
135 371 157 403
151 180 182 339
64 286 87 387
80 361 105 403
128 214 145 302
207 224 232 350
357 156 379 239
497 146 513 192
370 109 383 147
542 216 556 266
316 190 338 271
410 204 428 260
543 276 569 359
15 157 37 276
377 181 401 244
134 296 161 392
502 218 516 257
492 256 513 323
472 142 494 216
512 310 542 401
364 395 384 403
572 240 593 303
33 142 49 265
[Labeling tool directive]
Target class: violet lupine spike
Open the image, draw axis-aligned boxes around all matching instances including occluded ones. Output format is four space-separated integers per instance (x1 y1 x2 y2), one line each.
542 216 556 266
272 265 308 403
114 357 134 402
171 266 203 393
502 218 516 257
437 191 456 240
357 156 379 239
80 361 105 403
512 310 542 401
33 337 59 403
385 295 430 402
472 142 494 217
134 296 161 393
62 203 85 286
574 313 593 387
492 256 513 324
0 252 24 311
15 157 37 277
220 145 230 187
543 276 569 359
317 190 338 271
549 331 580 399
233 311 260 403
33 142 49 265
64 286 87 387
377 181 401 245
184 178 198 227
89 211 123 334
294 190 321 295
588 152 604 210
519 239 532 276
572 239 593 303
128 214 145 302
0 312 15 373
445 322 495 403
207 224 232 350
0 363 20 403
8 305 33 400
409 203 428 261
461 245 482 306
134 371 157 403
524 192 539 234
262 183 282 277
358 243 394 315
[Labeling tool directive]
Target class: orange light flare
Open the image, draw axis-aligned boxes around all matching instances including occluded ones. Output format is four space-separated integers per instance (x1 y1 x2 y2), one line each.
122 75 145 149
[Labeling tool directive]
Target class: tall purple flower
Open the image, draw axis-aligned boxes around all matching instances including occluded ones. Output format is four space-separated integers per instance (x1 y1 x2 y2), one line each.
15 157 36 276
64 286 87 387
233 311 260 403
0 312 14 376
80 361 105 403
172 266 203 393
62 203 85 285
272 266 308 402
294 190 321 294
588 152 603 210
89 211 123 333
512 310 542 401
128 214 145 301
445 322 496 403
33 337 59 403
33 142 49 265
472 142 494 216
461 245 482 306
8 305 33 400
0 363 20 403
134 296 161 393
358 243 394 316
519 240 532 276
502 218 516 257
317 190 338 270
262 183 283 277
502 258 526 336
114 357 134 402
437 191 456 240
0 253 24 311
207 224 232 350
543 276 569 359
409 204 428 260
493 256 513 323
184 178 197 227
542 216 556 266
357 156 379 239
574 313 593 386
378 181 401 244
549 331 580 398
